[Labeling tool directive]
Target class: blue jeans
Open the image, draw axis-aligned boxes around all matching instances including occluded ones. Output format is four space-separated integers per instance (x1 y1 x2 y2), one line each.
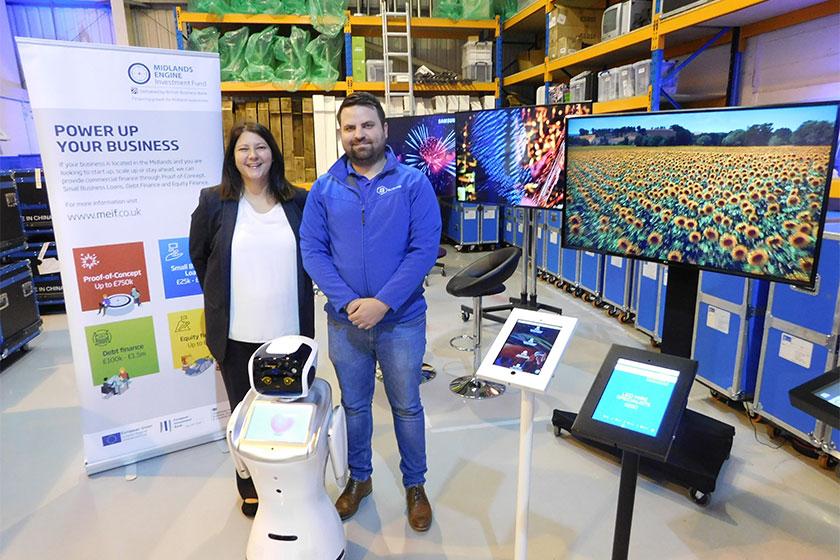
328 314 427 488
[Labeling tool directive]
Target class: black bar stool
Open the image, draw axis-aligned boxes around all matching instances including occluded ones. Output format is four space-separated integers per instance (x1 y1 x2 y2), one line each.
446 247 521 399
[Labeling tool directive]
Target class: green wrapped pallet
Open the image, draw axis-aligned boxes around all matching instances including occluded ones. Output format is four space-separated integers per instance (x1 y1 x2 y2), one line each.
309 0 347 37
187 0 230 16
307 34 342 90
188 26 220 53
219 27 249 82
241 26 279 81
274 26 310 91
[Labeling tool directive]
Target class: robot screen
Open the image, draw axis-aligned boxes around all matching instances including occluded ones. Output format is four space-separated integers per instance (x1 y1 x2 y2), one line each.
243 401 315 444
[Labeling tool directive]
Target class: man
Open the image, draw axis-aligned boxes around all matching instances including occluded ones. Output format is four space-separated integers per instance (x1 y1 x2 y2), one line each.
300 92 441 532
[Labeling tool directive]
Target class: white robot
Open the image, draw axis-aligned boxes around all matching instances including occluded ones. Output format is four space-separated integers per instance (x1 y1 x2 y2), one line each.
227 336 348 560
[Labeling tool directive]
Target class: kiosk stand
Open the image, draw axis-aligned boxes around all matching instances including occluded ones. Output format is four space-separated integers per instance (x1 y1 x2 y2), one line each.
475 308 578 559
571 346 699 560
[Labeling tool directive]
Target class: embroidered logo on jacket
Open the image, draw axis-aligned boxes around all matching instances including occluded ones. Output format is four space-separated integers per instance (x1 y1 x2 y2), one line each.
376 184 403 195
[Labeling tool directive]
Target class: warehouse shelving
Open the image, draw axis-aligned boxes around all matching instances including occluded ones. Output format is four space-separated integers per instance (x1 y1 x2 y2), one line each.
499 0 837 109
177 9 501 98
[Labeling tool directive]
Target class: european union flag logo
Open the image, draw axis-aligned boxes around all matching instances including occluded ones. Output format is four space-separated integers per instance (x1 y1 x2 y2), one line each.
102 432 122 446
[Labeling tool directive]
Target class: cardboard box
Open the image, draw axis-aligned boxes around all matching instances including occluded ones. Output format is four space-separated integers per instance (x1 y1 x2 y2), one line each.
548 35 582 59
517 49 545 72
549 6 602 44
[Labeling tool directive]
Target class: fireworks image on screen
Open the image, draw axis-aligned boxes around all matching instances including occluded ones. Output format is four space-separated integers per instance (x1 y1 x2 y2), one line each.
388 115 457 196
404 123 456 177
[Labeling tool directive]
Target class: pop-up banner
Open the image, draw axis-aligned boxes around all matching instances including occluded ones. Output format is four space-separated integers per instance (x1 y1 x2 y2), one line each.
17 38 227 474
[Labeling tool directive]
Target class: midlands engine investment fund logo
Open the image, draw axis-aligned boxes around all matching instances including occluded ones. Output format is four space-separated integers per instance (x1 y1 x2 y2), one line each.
127 62 151 85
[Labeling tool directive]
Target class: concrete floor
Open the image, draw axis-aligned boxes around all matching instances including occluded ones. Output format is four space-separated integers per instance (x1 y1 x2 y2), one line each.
2 247 839 559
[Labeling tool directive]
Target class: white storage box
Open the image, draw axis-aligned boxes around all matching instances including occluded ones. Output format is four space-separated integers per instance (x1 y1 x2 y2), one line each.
598 69 617 101
365 59 393 82
462 62 493 83
632 58 678 97
462 41 493 66
617 64 635 98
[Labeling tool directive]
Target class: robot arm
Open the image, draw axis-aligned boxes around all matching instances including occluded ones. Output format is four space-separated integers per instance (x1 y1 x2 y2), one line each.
226 399 251 480
327 405 348 488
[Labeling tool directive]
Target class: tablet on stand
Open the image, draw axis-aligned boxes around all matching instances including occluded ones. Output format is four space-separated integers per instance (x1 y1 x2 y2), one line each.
476 309 578 560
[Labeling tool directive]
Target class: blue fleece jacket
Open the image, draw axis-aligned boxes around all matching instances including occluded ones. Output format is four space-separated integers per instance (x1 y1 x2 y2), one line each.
300 147 442 324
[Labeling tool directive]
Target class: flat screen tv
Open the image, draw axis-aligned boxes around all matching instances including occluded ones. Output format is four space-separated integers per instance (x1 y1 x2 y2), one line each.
563 101 840 288
455 103 592 207
387 114 456 197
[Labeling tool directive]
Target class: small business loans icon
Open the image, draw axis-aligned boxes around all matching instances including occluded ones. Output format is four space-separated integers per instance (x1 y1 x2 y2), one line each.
128 62 151 85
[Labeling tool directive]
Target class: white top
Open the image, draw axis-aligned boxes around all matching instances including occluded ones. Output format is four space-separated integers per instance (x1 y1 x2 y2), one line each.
229 197 299 342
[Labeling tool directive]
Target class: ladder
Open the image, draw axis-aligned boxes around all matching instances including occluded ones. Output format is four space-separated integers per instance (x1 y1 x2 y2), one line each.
380 0 415 116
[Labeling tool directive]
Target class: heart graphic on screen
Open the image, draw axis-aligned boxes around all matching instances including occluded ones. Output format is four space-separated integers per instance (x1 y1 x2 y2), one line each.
271 414 294 434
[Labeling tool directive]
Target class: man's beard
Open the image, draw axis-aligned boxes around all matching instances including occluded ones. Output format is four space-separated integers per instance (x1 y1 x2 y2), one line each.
347 141 384 165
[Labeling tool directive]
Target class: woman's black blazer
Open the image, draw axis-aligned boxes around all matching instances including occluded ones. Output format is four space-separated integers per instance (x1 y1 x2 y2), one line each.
188 185 315 363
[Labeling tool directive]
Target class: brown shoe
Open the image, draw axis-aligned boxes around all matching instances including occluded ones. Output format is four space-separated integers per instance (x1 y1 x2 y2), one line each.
406 484 432 532
335 478 372 520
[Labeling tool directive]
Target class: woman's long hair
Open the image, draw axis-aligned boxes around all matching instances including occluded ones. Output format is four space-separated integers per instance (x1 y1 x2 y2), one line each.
219 122 293 202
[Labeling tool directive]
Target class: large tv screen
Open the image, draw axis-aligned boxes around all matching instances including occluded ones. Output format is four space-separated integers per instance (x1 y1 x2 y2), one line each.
387 114 456 197
563 102 840 287
456 103 592 207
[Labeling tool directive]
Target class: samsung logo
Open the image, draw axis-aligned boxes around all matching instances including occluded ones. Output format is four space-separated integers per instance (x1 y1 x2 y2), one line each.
437 118 455 124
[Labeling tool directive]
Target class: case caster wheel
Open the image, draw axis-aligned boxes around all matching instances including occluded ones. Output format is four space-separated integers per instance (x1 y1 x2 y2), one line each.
556 280 564 289
620 311 634 324
608 307 620 317
818 454 836 470
592 297 605 308
461 310 471 322
689 487 710 506
574 288 584 298
767 424 784 440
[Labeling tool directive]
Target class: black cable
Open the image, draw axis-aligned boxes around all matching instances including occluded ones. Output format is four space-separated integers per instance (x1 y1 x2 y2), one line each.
743 402 785 450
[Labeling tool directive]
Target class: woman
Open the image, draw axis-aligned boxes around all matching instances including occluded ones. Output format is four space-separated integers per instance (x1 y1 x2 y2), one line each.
189 122 314 517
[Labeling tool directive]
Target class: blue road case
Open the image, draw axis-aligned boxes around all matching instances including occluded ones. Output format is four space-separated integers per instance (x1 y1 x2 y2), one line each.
479 203 500 245
560 248 581 294
602 255 634 322
514 207 526 248
12 169 52 231
534 209 547 272
753 221 840 462
634 262 667 344
578 250 604 303
502 206 515 246
0 261 42 360
543 210 562 283
445 201 480 247
691 272 769 401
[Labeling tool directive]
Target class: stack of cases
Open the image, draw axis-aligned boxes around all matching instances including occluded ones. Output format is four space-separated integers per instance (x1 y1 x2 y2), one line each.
8 169 64 312
443 201 499 249
753 219 840 461
633 261 668 344
0 260 42 359
691 272 769 401
462 41 493 83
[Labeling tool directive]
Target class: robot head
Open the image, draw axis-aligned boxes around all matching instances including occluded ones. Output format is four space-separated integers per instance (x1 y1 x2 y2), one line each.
249 336 318 400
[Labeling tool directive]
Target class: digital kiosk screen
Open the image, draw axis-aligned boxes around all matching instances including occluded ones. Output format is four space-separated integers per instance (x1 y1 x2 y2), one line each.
592 358 680 437
572 345 698 461
813 379 840 406
244 401 313 444
491 320 561 375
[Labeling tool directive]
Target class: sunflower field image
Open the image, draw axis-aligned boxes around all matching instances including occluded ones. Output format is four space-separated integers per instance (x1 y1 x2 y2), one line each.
456 102 591 207
564 104 839 285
